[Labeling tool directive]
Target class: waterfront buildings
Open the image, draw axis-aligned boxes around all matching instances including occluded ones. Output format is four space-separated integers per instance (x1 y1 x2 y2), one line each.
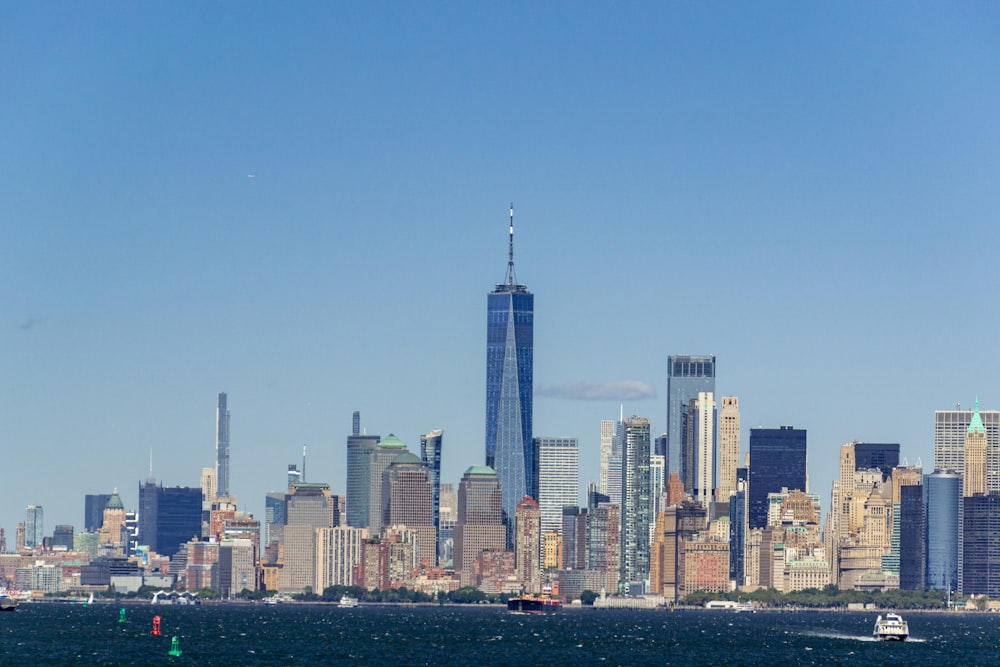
748 426 807 530
533 436 579 540
216 392 231 499
315 526 368 589
485 206 534 541
666 355 715 485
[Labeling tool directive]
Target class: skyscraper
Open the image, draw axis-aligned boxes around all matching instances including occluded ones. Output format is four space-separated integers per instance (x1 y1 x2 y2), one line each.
514 496 542 593
454 466 506 587
532 437 579 540
84 494 112 532
935 403 1000 489
138 482 202 558
485 204 533 539
24 505 43 549
599 420 614 495
216 392 231 499
382 452 436 567
666 355 716 484
964 399 987 497
420 429 443 535
924 470 960 592
620 416 651 592
345 412 380 529
716 396 740 506
748 426 807 530
694 392 716 510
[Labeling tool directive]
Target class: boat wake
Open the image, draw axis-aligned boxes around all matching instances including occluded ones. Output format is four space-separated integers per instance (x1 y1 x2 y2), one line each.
799 630 924 643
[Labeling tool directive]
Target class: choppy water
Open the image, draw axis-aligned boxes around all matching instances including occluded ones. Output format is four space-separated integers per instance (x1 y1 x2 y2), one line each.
1 603 997 666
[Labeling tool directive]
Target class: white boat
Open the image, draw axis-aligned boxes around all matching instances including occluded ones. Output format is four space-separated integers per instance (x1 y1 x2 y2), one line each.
339 594 359 608
873 612 908 641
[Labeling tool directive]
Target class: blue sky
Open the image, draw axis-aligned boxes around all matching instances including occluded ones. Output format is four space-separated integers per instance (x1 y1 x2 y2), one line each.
2 3 999 537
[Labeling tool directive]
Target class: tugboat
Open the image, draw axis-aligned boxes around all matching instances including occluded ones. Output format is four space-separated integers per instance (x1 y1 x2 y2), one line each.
873 612 909 641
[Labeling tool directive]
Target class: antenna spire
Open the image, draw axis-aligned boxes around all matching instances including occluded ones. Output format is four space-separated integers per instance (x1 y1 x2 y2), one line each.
505 202 516 286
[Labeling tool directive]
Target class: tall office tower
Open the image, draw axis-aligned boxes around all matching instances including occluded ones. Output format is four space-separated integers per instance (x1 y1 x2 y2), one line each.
84 494 112 533
965 399 987 497
454 466 506 587
485 204 534 541
264 491 287 547
620 416 652 592
533 437 579 540
748 426 807 530
346 412 380 529
438 482 457 564
853 443 900 480
649 454 665 544
201 468 218 503
0 528 5 553
898 478 925 590
599 420 615 495
666 355 716 484
924 470 960 592
587 500 621 593
280 481 338 593
655 433 668 459
666 472 685 506
729 473 747 586
420 429 443 535
216 392 231 499
693 392 716 510
561 507 588 570
649 500 708 600
962 493 1000 597
935 403 1000 490
514 497 542 593
24 505 43 549
716 396 740 506
286 464 301 489
52 525 74 550
97 490 128 552
138 482 202 558
367 435 408 533
382 452 436 567
886 466 923 577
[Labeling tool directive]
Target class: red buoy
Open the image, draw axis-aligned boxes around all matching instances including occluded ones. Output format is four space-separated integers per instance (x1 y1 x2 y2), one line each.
150 615 162 636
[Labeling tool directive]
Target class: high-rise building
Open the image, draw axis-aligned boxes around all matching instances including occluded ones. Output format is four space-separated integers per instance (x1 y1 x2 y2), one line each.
620 416 651 592
716 396 740 506
514 497 542 593
200 468 218 504
382 452 436 567
216 392 231 499
24 504 43 550
485 205 533 541
748 427 807 530
420 429 443 536
84 494 112 533
138 482 202 558
454 466 506 587
52 525 74 550
264 491 286 548
899 481 925 590
962 492 1000 597
694 392 716 510
346 412 380 529
280 481 338 593
533 437 579 540
924 470 960 592
666 355 716 484
965 399 988 497
935 403 1000 489
599 420 614 495
367 435 408 533
853 443 900 480
315 526 368 590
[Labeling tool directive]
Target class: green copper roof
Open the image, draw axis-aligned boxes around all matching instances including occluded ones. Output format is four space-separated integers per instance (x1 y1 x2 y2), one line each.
969 397 986 434
106 489 124 510
464 465 496 476
391 452 422 466
379 433 407 449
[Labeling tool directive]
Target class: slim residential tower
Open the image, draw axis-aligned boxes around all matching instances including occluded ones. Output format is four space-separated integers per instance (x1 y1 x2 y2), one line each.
485 204 534 539
216 393 231 499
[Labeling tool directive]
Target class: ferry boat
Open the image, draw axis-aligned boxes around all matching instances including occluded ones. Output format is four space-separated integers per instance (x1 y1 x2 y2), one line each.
872 612 908 641
339 594 359 608
0 595 17 612
507 595 561 615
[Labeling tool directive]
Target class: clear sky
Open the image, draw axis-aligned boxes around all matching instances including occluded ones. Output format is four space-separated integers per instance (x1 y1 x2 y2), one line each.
2 3 999 537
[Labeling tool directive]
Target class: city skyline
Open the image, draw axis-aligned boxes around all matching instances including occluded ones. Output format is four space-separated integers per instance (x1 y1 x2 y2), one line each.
4 4 1000 536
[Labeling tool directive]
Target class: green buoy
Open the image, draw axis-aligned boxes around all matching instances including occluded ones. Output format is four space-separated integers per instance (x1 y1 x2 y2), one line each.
118 608 126 623
168 636 182 657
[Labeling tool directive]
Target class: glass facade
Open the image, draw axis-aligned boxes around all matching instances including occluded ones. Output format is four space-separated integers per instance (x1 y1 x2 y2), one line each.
747 427 807 530
420 430 443 532
666 355 715 483
962 493 1000 597
485 285 533 537
899 483 925 590
853 442 899 479
924 471 960 592
138 483 202 558
620 416 651 592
